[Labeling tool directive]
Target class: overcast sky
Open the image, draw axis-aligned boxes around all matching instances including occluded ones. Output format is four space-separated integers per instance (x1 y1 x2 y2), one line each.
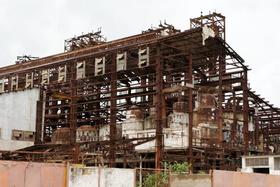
0 0 279 106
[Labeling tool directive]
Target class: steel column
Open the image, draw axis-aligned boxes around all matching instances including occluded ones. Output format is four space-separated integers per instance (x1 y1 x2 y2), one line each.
155 45 163 169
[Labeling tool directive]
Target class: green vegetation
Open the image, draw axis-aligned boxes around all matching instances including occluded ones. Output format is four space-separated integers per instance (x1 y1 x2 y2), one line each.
142 172 168 187
166 161 191 174
140 162 191 187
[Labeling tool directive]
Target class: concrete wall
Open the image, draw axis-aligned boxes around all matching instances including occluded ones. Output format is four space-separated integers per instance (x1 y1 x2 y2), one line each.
169 170 280 187
213 170 280 187
0 89 39 150
0 160 67 187
69 165 136 187
169 174 211 187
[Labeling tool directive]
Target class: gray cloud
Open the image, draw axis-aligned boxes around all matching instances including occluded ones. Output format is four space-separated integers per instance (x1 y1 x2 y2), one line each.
0 0 279 106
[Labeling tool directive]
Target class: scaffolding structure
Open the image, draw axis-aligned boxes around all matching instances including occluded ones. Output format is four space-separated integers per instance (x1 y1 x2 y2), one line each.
0 13 279 172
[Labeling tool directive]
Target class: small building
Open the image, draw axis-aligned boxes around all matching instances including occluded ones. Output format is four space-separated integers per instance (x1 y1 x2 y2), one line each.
242 155 280 175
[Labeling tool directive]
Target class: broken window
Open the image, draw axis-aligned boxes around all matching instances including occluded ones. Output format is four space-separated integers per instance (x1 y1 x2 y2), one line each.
95 57 105 76
11 75 18 91
76 61 86 79
245 157 269 167
0 79 4 93
25 73 34 88
138 47 149 68
116 52 127 71
58 65 67 82
12 130 35 141
41 69 50 85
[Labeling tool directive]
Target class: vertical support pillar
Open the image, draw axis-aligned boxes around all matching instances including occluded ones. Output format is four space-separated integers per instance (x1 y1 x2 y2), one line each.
188 52 193 172
70 63 78 162
35 87 44 144
7 76 11 92
96 86 101 141
268 109 273 151
126 84 132 106
266 122 269 152
254 109 259 148
110 54 117 167
141 76 146 103
218 56 224 144
242 70 249 154
155 45 163 169
231 91 237 145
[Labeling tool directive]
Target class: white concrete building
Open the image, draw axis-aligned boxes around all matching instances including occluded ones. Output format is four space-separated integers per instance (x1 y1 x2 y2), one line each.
242 155 280 175
0 89 39 150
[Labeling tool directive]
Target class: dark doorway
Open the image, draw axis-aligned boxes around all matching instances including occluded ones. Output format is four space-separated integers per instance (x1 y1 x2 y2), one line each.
253 168 269 174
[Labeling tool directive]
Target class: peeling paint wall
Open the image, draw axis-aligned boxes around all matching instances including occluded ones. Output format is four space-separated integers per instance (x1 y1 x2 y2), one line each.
0 89 39 150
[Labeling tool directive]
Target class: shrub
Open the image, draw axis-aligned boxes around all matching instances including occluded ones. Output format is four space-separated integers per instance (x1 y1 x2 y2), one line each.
142 172 168 187
166 162 191 174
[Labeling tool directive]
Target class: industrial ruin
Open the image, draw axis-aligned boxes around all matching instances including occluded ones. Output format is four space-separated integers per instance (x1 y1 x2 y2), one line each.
0 12 279 173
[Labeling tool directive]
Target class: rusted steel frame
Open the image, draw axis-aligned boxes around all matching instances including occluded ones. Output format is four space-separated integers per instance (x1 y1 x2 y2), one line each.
109 54 117 167
258 108 280 113
65 90 156 106
190 13 225 25
0 33 158 75
155 45 163 169
190 12 225 40
198 77 243 87
231 91 237 144
69 63 78 162
266 122 269 152
35 87 44 144
258 112 280 117
249 90 279 114
80 137 155 146
242 70 249 154
74 83 156 97
259 117 280 121
0 28 202 77
188 52 194 172
96 85 101 141
254 102 279 132
217 55 224 143
267 109 274 149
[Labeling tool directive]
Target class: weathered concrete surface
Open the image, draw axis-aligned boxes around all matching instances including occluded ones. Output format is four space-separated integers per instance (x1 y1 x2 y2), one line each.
0 160 67 187
0 89 39 150
69 165 136 187
169 174 211 187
